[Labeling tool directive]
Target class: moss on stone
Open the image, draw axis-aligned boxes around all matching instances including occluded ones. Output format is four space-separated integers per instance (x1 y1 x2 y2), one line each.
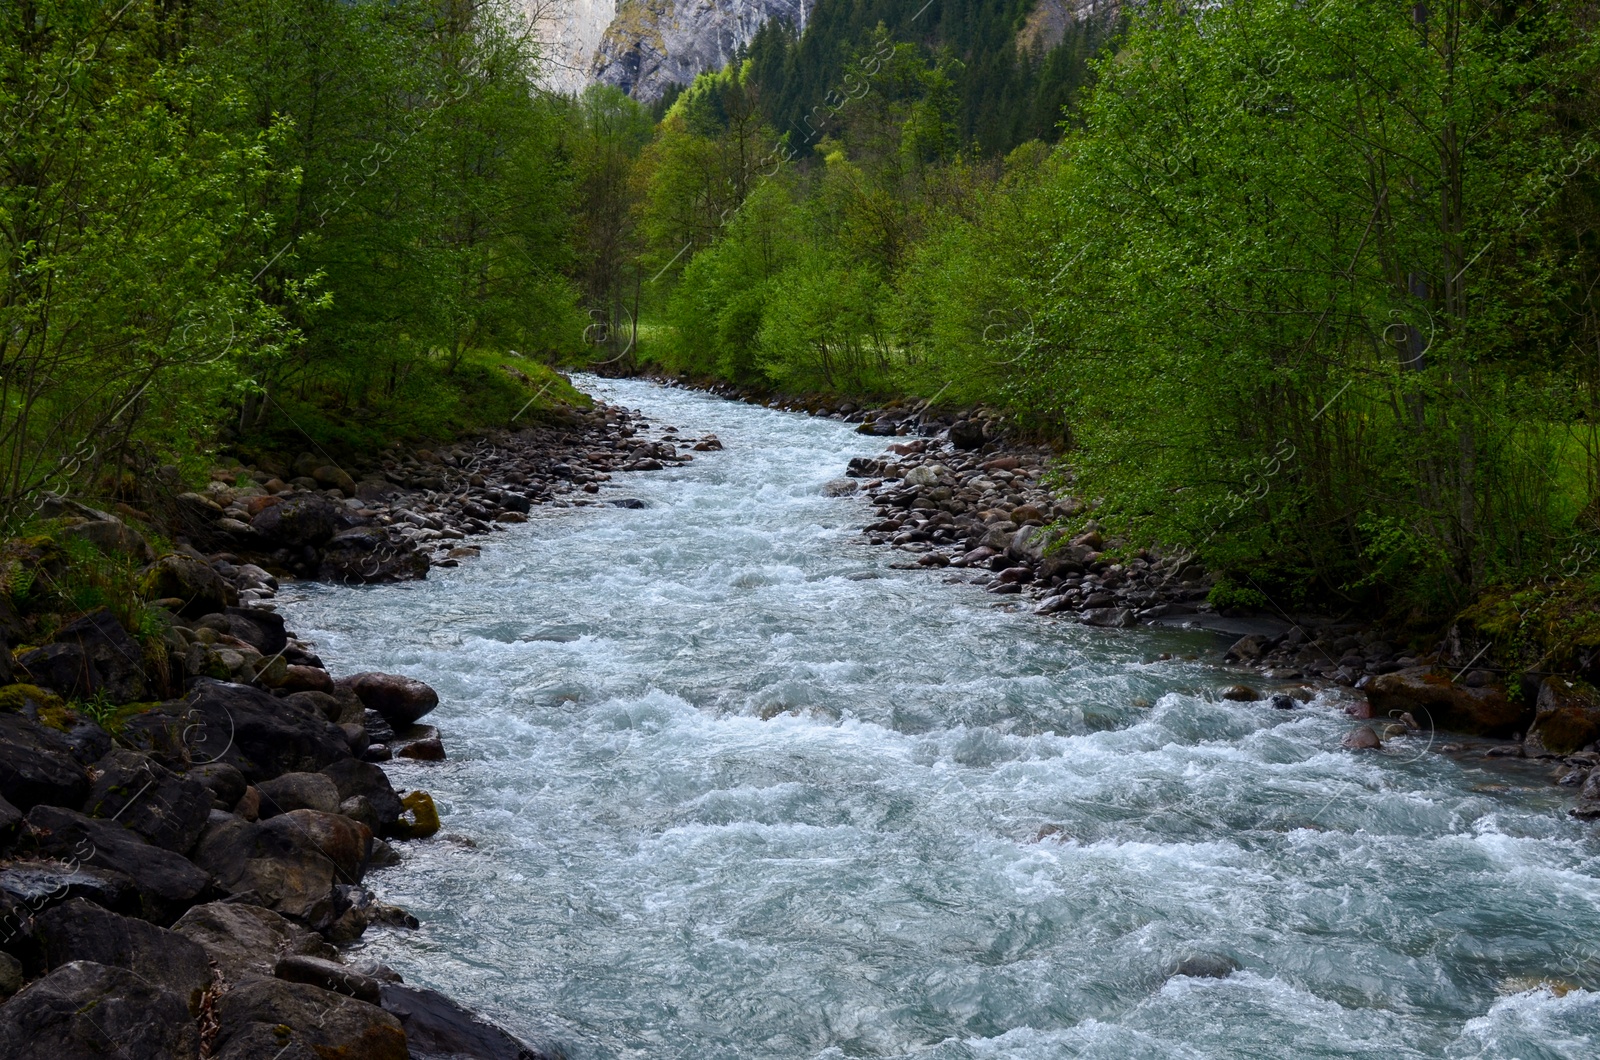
0 682 64 715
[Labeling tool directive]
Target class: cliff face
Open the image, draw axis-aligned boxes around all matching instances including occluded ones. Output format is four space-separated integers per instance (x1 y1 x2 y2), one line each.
588 0 811 102
542 0 1113 104
535 0 619 95
1018 0 1121 53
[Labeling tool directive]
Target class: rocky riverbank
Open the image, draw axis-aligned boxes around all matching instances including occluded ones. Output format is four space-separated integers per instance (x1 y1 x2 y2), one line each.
0 389 711 1057
819 396 1600 815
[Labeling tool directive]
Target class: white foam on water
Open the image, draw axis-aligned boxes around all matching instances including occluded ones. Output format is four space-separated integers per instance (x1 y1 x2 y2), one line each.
281 377 1600 1058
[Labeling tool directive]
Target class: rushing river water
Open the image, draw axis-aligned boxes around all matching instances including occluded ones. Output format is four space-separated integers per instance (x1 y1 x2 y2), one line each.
281 377 1600 1059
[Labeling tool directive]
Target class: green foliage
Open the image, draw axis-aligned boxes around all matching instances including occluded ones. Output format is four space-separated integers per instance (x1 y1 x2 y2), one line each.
0 0 290 518
242 355 590 453
2 0 593 515
1206 579 1269 613
1025 0 1600 615
27 529 158 638
623 0 1600 618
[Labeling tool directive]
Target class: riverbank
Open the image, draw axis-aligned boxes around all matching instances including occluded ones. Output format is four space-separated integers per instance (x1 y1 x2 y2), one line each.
0 388 713 1057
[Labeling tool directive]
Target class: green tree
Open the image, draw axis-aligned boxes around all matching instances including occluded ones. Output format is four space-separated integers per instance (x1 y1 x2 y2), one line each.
0 0 287 513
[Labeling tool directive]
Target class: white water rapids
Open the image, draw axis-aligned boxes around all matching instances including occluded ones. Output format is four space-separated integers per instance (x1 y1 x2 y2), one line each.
281 376 1600 1058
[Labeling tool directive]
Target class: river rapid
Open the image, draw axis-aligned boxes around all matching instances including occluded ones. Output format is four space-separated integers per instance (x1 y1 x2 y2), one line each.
281 376 1600 1059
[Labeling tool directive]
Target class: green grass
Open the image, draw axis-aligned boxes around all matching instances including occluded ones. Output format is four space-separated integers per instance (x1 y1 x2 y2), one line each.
241 351 594 458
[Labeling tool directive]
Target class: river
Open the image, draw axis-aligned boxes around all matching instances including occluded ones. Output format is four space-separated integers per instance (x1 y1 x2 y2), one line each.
280 376 1600 1059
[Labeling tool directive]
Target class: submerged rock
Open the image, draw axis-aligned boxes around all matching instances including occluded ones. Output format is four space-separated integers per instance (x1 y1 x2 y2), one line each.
1169 953 1240 979
1342 726 1382 750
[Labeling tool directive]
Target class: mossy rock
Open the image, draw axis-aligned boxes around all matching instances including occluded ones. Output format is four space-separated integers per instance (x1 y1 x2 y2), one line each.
0 682 64 716
395 790 440 839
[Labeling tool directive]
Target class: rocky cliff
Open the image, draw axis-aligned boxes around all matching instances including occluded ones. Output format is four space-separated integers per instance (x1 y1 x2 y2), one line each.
535 0 809 102
536 0 619 95
592 0 810 101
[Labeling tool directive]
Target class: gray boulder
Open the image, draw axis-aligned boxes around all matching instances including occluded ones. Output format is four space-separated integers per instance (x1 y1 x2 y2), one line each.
320 759 401 835
345 672 439 727
182 679 351 782
274 953 381 1002
1525 677 1600 756
24 805 214 924
256 772 341 817
190 809 372 928
211 977 407 1060
0 960 199 1060
171 901 336 984
249 494 343 546
0 713 88 811
144 554 237 617
32 899 211 1014
83 748 210 853
187 761 248 810
319 528 429 584
222 606 289 656
0 862 140 921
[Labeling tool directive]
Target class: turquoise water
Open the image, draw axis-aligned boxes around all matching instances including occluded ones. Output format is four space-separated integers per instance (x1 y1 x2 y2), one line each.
283 377 1600 1059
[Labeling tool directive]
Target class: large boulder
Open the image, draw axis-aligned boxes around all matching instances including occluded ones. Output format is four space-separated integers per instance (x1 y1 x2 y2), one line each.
221 607 288 656
0 960 199 1060
82 748 210 853
0 793 18 846
948 420 986 450
318 528 429 584
312 465 359 496
117 701 200 771
171 901 336 985
0 712 88 811
1366 667 1532 737
1524 677 1600 756
211 976 407 1060
191 809 372 926
16 610 146 704
381 982 556 1060
249 494 343 547
144 554 237 618
31 899 212 1014
181 679 351 782
24 805 214 924
256 772 341 817
344 672 438 727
